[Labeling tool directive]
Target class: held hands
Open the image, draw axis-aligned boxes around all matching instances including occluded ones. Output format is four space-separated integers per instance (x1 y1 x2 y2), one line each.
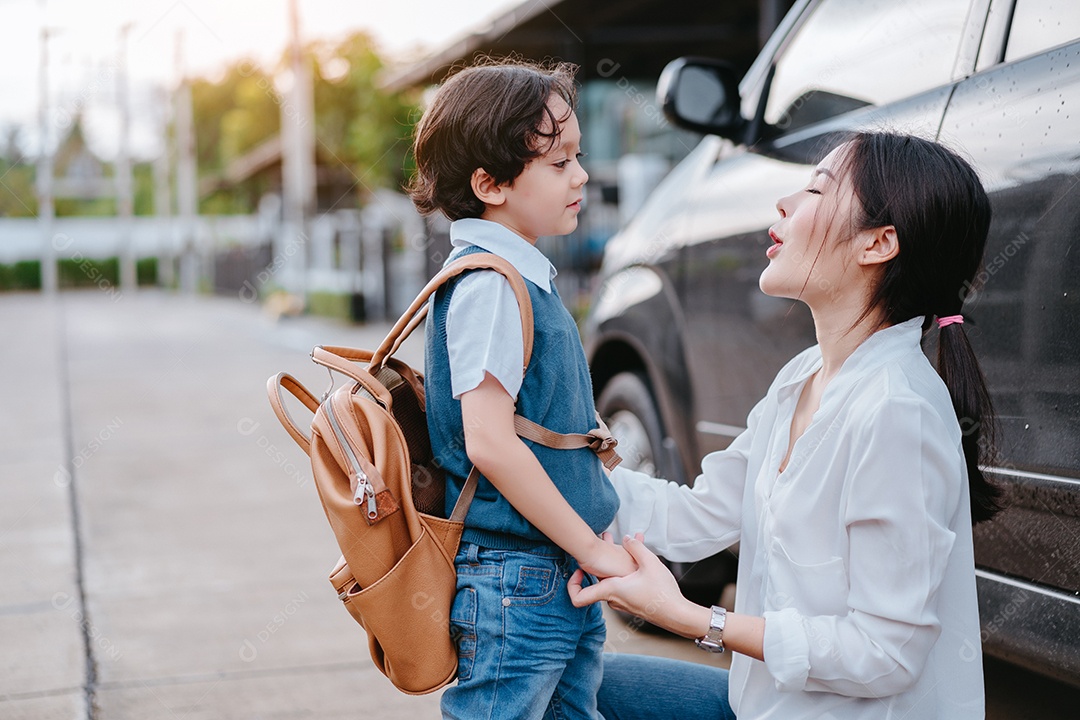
568 532 687 631
577 532 638 579
571 533 767 658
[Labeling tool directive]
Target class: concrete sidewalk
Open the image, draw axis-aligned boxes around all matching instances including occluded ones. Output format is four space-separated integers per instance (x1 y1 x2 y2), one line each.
0 290 443 719
0 290 721 720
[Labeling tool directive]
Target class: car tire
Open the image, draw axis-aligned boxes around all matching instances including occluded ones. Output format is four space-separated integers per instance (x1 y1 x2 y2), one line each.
597 371 735 627
597 371 666 478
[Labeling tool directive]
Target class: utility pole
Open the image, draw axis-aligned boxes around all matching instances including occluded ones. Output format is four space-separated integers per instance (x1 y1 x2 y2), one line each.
154 84 173 288
37 1 57 295
116 22 136 293
280 0 316 299
174 30 198 294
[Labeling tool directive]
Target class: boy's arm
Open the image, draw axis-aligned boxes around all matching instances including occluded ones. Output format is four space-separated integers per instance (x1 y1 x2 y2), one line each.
461 372 636 578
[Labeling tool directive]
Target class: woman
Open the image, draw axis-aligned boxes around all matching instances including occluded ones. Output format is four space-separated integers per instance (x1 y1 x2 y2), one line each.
569 131 1000 719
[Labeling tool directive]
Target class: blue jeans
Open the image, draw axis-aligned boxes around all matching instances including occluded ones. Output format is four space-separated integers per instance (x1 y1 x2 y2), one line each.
440 542 607 720
597 653 736 720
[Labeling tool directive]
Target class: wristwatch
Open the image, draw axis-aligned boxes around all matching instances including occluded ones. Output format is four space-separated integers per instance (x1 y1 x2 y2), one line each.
695 605 726 653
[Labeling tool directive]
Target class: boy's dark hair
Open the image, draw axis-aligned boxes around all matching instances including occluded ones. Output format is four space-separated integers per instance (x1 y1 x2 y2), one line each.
408 57 578 221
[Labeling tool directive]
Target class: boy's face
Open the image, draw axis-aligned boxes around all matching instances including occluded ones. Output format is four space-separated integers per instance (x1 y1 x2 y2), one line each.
484 95 588 244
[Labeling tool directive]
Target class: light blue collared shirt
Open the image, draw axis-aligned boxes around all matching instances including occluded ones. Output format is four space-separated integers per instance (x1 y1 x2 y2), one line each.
444 218 557 399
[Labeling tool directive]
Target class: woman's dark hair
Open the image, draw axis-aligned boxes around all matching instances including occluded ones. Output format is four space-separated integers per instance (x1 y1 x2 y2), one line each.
407 57 578 220
841 131 1002 523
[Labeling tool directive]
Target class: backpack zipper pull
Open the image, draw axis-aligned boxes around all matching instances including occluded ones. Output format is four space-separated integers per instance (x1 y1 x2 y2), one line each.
324 399 378 520
353 470 378 520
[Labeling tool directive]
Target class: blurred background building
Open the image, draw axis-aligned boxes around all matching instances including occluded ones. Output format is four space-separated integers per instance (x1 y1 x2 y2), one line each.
1 0 794 321
385 0 795 315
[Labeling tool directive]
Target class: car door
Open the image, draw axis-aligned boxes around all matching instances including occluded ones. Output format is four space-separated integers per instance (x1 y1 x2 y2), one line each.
678 0 982 460
937 0 1080 684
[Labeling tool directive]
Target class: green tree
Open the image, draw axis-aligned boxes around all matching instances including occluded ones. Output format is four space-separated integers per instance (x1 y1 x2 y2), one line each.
310 31 420 193
191 61 281 213
0 160 38 217
0 125 38 217
189 33 419 214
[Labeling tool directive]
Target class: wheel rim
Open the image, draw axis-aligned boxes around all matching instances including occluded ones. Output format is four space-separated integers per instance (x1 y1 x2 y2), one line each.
607 409 658 475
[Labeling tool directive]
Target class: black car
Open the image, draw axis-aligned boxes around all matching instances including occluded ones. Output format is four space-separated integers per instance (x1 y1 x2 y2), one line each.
585 0 1080 686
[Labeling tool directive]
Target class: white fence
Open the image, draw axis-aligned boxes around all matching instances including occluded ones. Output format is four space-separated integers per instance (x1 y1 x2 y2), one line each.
0 190 433 320
0 215 265 264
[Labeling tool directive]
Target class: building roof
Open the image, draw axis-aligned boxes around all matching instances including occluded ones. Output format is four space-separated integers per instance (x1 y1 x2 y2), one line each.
381 0 778 91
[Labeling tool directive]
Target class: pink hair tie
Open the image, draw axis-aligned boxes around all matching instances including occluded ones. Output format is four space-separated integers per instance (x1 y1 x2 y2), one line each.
937 314 964 328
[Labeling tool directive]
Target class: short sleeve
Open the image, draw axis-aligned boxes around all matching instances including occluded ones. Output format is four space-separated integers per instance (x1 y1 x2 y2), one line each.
445 270 525 399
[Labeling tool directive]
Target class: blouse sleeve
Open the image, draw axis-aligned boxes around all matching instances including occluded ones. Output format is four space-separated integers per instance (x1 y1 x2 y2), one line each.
606 397 766 562
762 396 963 697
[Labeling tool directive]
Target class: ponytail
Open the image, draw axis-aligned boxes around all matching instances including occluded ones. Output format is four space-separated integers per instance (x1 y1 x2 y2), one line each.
840 131 1003 524
936 321 1002 523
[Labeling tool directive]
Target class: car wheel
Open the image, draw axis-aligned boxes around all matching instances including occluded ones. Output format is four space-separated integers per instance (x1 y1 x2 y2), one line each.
597 371 665 477
597 371 735 626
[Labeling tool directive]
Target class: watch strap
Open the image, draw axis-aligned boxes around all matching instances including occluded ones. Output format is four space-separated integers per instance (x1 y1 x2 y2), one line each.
694 605 726 653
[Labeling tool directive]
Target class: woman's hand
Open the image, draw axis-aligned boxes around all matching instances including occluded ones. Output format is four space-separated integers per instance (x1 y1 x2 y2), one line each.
568 533 694 634
572 533 767 659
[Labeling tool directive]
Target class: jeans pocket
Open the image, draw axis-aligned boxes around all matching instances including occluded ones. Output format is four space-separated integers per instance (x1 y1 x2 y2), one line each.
449 587 477 682
505 561 558 607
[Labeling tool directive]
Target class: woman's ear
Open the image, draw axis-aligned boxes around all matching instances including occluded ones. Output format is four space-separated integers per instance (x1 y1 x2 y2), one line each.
857 225 900 267
471 168 506 207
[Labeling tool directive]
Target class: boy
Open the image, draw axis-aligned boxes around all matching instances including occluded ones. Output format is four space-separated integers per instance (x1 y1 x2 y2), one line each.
409 59 635 719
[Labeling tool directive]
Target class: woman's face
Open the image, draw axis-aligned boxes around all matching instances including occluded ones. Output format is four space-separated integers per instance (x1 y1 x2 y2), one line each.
759 144 866 308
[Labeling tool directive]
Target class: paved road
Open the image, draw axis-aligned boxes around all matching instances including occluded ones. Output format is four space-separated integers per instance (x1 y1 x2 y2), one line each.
1 290 1074 718
0 291 723 719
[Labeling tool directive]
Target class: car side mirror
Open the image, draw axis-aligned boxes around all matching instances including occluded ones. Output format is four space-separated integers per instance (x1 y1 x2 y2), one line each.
657 57 744 138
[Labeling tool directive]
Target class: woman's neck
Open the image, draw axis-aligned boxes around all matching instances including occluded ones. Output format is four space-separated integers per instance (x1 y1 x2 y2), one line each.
810 302 888 382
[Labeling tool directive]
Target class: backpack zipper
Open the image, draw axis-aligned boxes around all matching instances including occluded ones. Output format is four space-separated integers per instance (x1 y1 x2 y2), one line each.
324 395 378 520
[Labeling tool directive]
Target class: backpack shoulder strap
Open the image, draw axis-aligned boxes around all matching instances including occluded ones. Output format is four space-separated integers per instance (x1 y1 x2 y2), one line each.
366 252 534 373
305 249 620 528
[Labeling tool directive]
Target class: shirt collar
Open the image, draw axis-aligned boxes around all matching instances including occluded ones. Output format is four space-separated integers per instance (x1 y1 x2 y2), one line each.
781 316 927 392
449 218 557 293
839 315 926 375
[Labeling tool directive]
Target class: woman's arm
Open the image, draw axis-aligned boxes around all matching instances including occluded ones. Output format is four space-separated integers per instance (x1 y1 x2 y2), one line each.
575 398 966 698
607 398 766 562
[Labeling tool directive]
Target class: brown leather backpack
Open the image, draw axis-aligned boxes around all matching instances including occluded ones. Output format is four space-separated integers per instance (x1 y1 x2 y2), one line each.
266 254 620 695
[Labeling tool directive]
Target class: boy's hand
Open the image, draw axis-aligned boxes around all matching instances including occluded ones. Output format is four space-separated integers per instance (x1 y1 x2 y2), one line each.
578 532 637 579
568 533 687 629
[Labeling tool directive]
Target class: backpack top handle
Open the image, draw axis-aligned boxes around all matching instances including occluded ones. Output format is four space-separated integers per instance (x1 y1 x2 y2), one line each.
310 346 395 408
266 372 320 455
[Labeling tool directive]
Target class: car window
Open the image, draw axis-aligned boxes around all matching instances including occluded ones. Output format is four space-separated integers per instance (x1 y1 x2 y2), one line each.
1004 0 1080 62
765 0 971 131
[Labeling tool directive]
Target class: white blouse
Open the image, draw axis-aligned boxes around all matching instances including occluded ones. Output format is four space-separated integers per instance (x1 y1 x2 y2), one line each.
609 317 985 719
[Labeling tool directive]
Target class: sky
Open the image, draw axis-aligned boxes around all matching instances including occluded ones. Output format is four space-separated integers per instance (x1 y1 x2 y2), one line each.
0 0 524 159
